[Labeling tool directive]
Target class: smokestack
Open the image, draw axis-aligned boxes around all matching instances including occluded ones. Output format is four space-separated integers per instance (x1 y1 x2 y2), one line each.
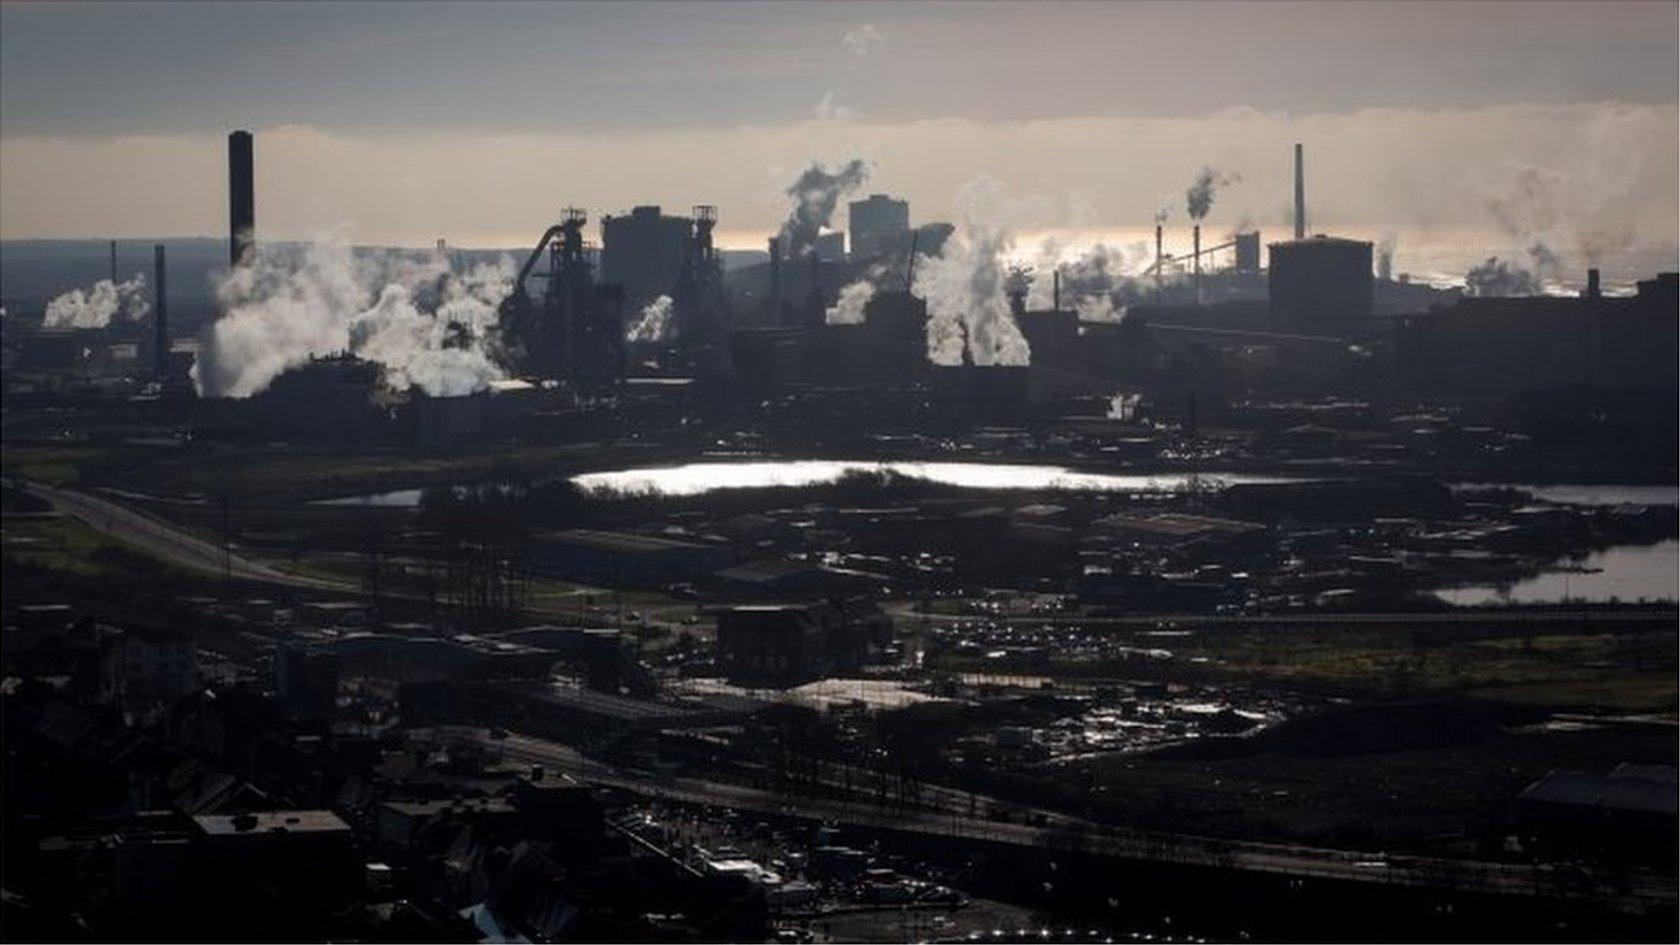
229 130 254 267
1293 142 1305 240
153 244 168 378
808 248 823 324
1585 268 1601 300
768 236 782 314
109 240 117 283
1193 224 1202 302
1053 268 1061 312
1154 224 1163 297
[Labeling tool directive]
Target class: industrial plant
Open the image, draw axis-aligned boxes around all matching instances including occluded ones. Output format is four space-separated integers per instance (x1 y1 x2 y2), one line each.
1 3 1676 944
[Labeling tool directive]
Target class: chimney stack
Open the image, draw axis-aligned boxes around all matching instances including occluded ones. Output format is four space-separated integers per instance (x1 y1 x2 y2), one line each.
1585 268 1601 300
1293 142 1306 240
153 244 168 378
109 240 117 283
768 236 782 315
1154 223 1164 297
1193 224 1202 302
1053 268 1061 311
229 130 254 267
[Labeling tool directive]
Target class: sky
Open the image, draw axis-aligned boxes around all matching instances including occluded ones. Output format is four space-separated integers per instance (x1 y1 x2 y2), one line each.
1 0 1676 260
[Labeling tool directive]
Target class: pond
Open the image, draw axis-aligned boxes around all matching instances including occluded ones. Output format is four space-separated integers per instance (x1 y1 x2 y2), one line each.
568 460 1299 497
1437 540 1680 606
1453 482 1679 506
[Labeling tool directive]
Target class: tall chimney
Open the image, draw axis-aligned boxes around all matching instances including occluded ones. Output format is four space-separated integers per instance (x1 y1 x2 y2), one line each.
229 130 254 267
1193 224 1202 302
109 240 117 283
1293 142 1305 240
1154 223 1164 297
153 244 168 378
768 236 781 315
1053 268 1061 312
1585 268 1601 300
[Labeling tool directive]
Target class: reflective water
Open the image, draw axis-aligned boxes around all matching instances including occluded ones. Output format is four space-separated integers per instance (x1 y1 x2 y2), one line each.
1437 540 1680 606
569 460 1297 497
313 488 425 507
1454 483 1679 506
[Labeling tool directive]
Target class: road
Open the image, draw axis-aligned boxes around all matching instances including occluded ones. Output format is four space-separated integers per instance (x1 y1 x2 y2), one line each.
22 482 352 592
466 728 1675 912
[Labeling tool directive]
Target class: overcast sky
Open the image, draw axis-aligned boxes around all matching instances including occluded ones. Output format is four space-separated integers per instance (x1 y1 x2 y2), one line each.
2 1 1675 248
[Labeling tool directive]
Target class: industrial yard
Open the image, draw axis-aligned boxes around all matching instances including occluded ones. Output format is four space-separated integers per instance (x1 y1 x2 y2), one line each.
2 3 1676 943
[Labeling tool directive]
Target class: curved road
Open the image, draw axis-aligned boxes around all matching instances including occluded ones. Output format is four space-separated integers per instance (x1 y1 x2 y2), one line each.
23 482 352 592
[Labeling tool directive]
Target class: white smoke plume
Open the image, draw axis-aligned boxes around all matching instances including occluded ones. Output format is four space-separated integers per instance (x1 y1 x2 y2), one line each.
825 280 876 325
1185 166 1240 221
1024 240 1139 322
192 237 515 399
842 22 885 56
627 295 675 343
915 175 1034 367
778 159 869 259
1375 232 1398 279
42 274 150 329
813 91 856 122
1482 163 1568 288
1477 154 1651 287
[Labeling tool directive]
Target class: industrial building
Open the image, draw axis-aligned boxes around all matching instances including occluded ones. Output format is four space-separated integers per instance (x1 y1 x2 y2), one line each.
1393 270 1679 399
498 208 626 387
1268 235 1374 321
715 599 890 688
848 193 911 259
600 205 693 307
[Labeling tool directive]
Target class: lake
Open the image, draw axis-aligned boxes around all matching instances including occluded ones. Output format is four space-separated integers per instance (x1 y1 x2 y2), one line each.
1437 540 1680 606
1453 483 1679 506
568 460 1298 497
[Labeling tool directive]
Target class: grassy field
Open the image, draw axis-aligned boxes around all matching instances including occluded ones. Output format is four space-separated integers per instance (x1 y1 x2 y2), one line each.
0 446 106 486
1182 624 1677 715
0 511 195 580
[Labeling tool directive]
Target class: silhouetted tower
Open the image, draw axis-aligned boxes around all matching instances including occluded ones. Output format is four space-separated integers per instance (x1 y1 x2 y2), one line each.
768 236 782 318
1154 224 1164 297
672 205 729 343
806 250 824 325
153 244 168 378
1293 142 1306 241
229 131 255 266
692 204 717 265
1193 224 1202 302
109 240 117 283
547 207 591 376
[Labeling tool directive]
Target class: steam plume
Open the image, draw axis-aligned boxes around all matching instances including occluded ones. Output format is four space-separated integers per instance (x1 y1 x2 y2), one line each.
778 159 868 259
627 295 675 343
43 274 150 329
1463 256 1537 297
825 280 876 325
1185 166 1239 220
192 238 514 399
1024 241 1139 323
914 175 1032 367
1375 232 1397 280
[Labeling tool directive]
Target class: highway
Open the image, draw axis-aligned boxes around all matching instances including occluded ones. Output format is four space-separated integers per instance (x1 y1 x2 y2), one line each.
470 729 1676 913
22 482 352 592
